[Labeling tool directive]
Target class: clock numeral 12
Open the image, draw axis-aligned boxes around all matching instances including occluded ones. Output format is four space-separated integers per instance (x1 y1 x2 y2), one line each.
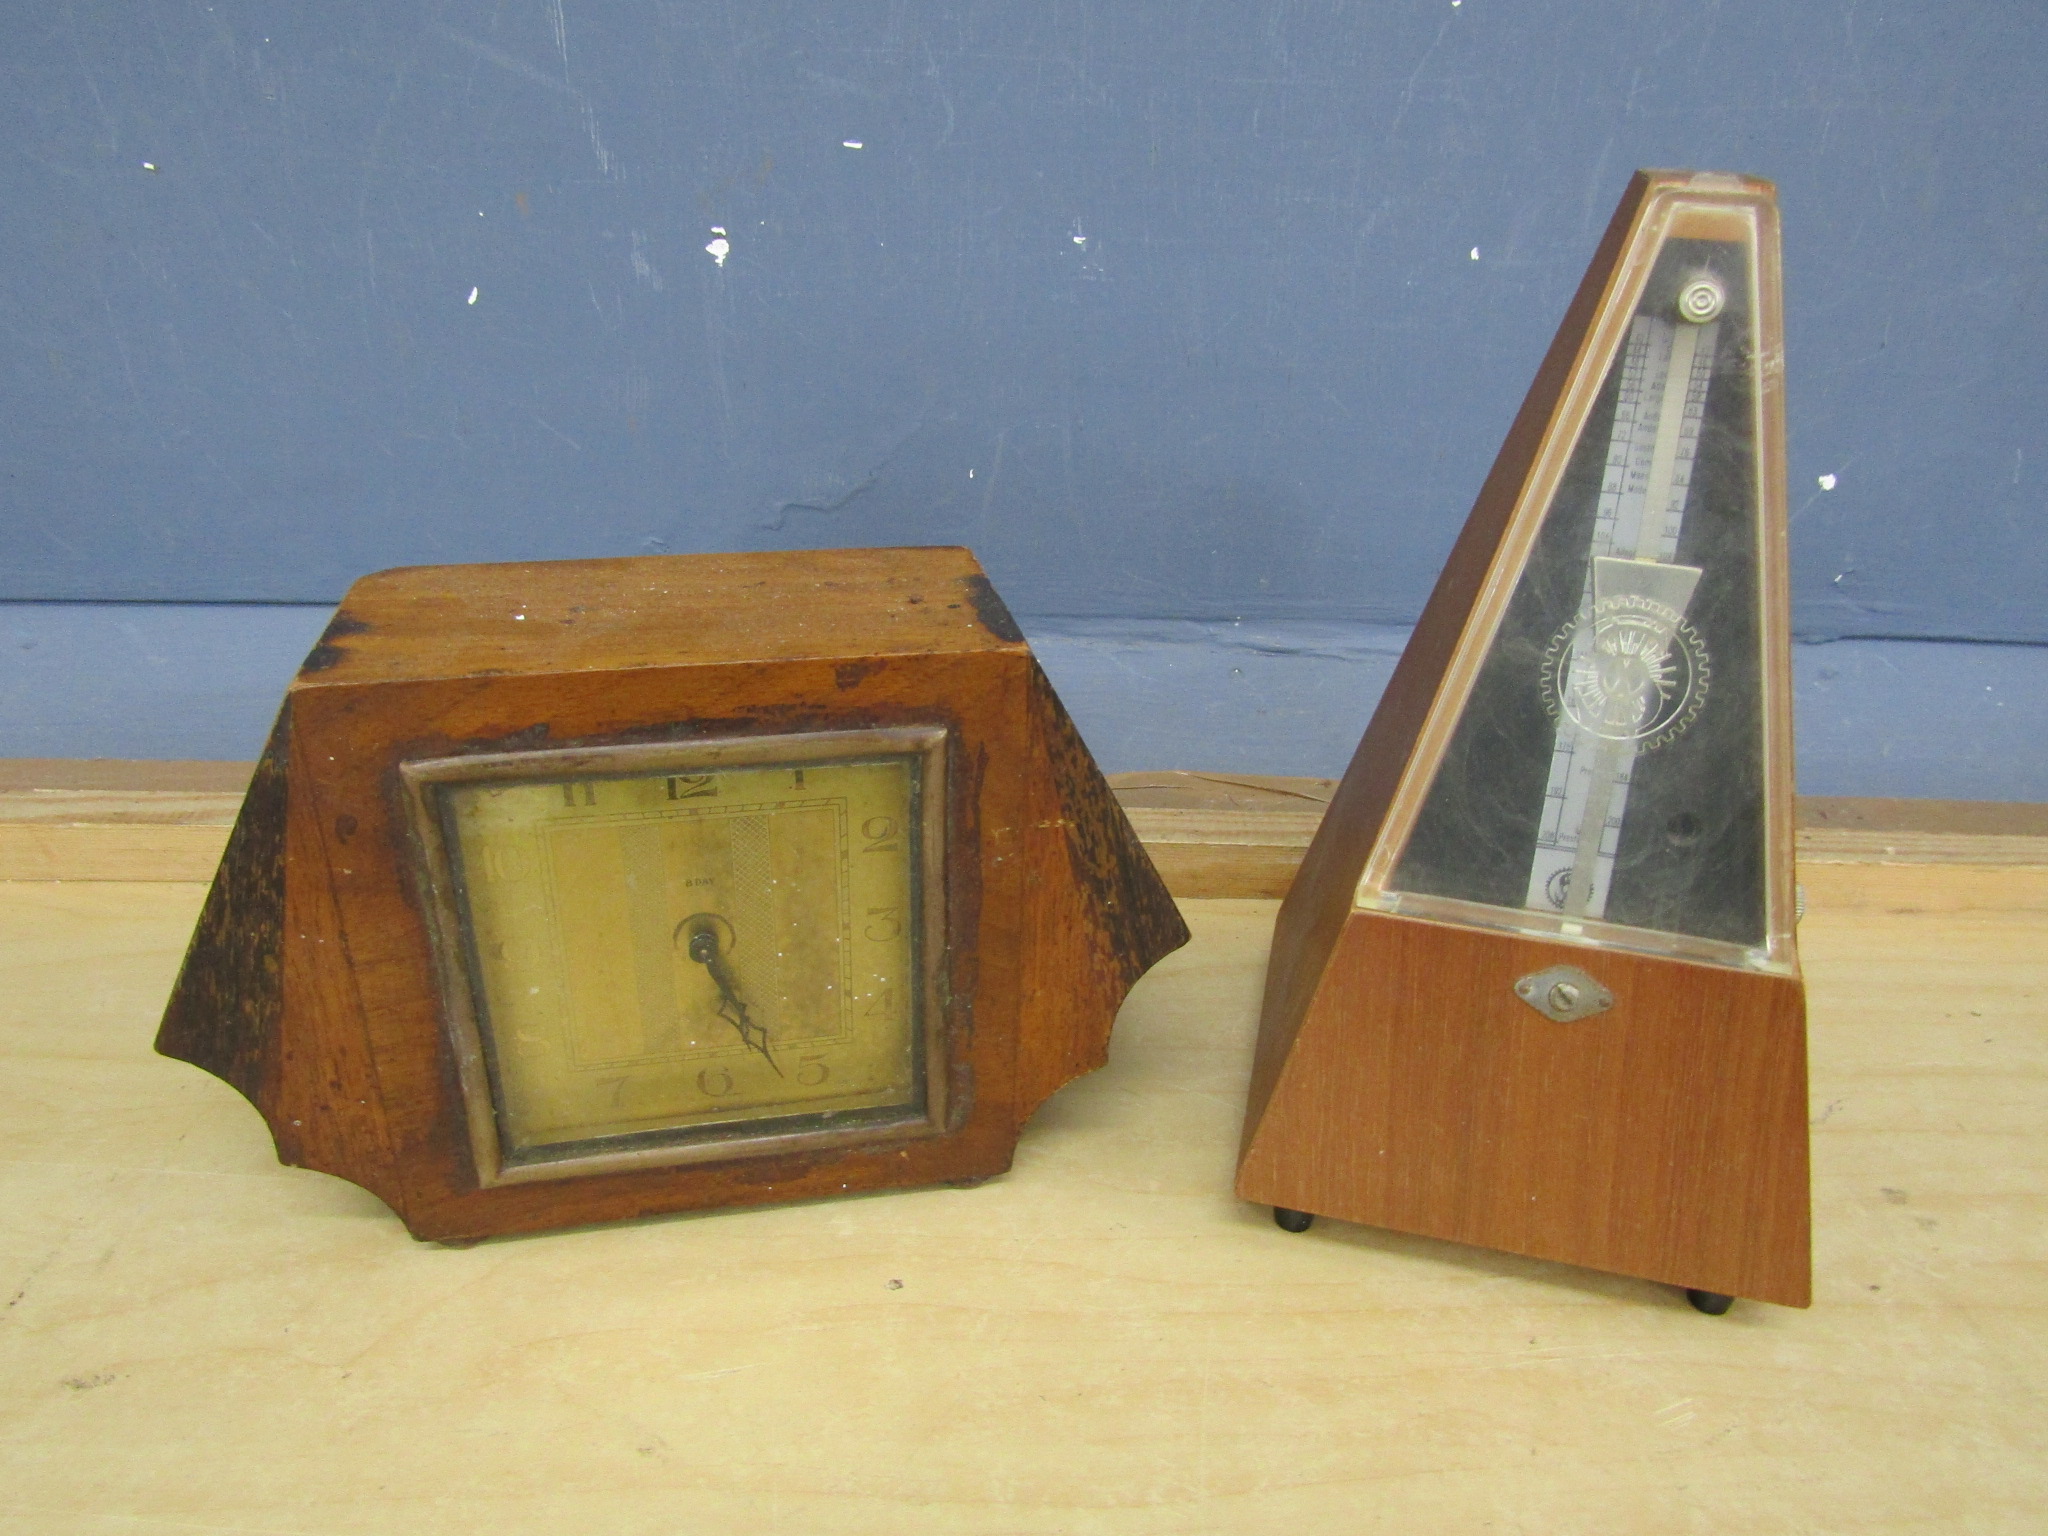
562 783 598 808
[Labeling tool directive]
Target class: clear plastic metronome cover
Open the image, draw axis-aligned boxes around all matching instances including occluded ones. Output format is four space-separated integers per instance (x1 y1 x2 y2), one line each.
1388 231 1772 952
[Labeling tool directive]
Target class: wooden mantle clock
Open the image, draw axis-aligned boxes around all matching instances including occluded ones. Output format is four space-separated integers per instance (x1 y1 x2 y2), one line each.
1237 172 1809 1312
158 546 1188 1241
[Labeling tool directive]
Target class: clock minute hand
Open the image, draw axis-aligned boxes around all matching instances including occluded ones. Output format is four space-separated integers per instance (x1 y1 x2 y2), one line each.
687 929 783 1076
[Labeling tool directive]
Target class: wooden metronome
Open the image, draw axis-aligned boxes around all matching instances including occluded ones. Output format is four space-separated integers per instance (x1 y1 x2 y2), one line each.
157 546 1188 1241
1237 172 1808 1312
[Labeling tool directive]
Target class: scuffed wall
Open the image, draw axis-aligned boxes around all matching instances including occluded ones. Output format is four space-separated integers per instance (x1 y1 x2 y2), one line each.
5 3 2042 646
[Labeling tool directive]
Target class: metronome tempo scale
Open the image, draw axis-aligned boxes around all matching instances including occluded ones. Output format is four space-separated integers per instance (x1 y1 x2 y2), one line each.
1526 270 1727 928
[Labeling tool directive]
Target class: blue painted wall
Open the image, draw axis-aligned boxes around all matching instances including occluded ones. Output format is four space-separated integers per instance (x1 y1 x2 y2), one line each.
9 1 2045 637
9 603 2047 802
5 4 2043 789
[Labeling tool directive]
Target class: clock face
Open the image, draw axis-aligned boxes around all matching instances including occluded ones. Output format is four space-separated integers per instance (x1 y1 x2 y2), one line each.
404 729 947 1184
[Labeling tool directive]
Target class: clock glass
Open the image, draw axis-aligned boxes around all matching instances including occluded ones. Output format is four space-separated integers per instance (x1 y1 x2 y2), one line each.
1373 211 1784 969
404 729 946 1184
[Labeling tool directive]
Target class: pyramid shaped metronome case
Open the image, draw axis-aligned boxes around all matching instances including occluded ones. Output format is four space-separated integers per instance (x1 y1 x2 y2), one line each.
1237 171 1809 1307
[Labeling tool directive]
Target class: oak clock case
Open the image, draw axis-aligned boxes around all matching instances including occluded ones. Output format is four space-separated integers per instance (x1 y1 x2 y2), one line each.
156 547 1188 1241
1237 172 1809 1312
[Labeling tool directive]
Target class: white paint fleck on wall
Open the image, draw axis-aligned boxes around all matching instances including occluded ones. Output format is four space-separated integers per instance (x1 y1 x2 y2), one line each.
1469 246 1480 260
1819 473 1838 490
706 226 731 268
1068 219 1106 279
467 286 479 305
842 140 864 149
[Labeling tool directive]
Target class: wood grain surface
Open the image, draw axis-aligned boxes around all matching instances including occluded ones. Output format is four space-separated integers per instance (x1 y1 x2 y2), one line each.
1236 174 1818 1302
145 549 1186 1240
1 874 2041 1533
1237 913 1812 1305
294 547 1025 683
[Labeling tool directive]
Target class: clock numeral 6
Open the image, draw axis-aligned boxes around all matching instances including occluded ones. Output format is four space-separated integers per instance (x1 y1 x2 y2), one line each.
795 1055 831 1087
864 906 903 941
696 1066 736 1097
861 815 901 852
667 775 717 800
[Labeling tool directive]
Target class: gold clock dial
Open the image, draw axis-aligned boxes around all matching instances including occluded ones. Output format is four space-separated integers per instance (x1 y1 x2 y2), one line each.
436 752 927 1167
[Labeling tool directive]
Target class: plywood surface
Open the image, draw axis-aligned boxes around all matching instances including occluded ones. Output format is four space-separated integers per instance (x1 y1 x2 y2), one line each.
1 871 2042 1533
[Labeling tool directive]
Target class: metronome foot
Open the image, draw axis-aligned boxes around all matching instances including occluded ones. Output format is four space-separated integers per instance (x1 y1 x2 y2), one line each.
1272 1207 1315 1233
1686 1288 1735 1315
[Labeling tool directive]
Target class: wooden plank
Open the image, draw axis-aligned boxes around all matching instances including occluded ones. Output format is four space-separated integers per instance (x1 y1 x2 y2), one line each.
0 822 234 882
0 759 254 793
3 763 2045 886
1796 827 2048 866
0 768 245 880
1112 775 1333 900
1113 772 2048 893
0 878 2041 1531
1117 772 1338 904
1800 795 2048 837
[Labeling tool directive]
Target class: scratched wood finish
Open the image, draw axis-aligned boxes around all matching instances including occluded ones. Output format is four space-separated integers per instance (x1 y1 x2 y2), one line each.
1239 172 1812 1304
153 714 290 1111
154 548 1186 1241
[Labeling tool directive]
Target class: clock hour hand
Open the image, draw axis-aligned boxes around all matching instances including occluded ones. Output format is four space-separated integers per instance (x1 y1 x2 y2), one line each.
685 926 783 1076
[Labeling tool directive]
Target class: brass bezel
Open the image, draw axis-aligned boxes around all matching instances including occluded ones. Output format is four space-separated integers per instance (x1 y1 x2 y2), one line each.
401 726 950 1188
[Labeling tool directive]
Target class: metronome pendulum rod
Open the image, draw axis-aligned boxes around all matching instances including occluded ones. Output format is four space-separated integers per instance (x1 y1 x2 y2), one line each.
1524 272 1725 922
